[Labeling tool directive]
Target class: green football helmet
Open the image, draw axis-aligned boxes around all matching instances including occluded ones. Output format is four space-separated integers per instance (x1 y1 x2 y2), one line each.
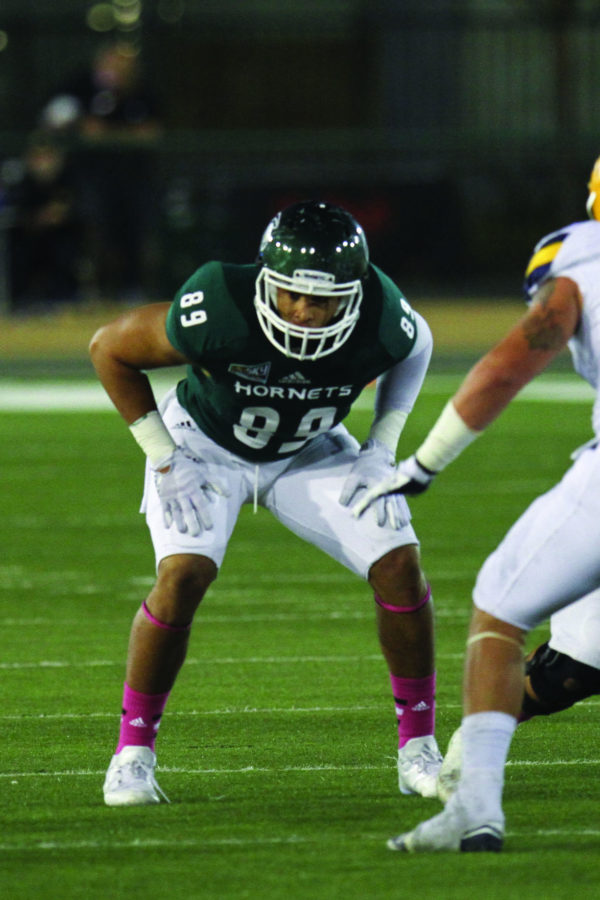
255 200 369 360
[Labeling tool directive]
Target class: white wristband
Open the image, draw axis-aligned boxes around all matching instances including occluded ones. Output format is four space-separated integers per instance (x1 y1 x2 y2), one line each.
416 401 481 472
368 409 409 455
129 410 177 467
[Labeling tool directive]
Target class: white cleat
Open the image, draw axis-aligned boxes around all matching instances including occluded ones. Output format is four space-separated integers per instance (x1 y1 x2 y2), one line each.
103 745 169 807
387 792 504 853
437 726 462 803
397 735 443 799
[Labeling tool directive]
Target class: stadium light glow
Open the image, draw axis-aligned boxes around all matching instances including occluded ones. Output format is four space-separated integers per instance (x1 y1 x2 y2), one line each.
86 1 144 33
86 4 116 32
113 0 142 28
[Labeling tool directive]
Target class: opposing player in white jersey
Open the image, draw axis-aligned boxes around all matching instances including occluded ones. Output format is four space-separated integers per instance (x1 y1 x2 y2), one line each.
90 200 444 807
355 158 600 851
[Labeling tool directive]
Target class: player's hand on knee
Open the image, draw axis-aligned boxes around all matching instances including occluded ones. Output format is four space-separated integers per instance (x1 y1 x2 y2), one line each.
339 439 410 529
352 454 436 521
153 446 229 536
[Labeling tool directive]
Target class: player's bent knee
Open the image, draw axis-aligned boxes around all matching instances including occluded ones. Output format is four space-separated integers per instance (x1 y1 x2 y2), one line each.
155 554 217 607
369 546 429 613
368 545 425 597
522 641 600 717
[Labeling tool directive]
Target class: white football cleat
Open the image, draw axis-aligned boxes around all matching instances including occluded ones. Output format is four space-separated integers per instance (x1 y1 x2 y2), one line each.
397 735 443 799
103 745 169 807
437 726 462 803
387 792 504 853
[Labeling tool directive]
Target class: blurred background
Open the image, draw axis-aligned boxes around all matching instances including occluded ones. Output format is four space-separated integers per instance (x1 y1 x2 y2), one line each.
0 0 598 316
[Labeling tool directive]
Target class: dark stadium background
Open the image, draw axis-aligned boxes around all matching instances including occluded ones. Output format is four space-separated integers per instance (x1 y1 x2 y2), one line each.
2 5 600 898
0 0 596 314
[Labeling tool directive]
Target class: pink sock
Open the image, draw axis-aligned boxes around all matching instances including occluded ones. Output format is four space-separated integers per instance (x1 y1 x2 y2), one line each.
390 673 436 747
115 683 171 754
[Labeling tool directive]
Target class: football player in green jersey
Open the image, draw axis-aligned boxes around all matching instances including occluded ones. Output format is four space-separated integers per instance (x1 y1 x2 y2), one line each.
90 200 443 807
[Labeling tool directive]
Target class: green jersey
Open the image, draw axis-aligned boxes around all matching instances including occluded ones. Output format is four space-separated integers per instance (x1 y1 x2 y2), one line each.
165 261 418 462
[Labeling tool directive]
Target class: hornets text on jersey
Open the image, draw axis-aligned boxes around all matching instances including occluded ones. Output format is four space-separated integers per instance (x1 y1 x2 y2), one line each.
165 261 419 462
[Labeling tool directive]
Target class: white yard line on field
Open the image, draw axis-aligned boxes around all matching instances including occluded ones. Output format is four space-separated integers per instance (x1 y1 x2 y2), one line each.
0 827 599 853
0 373 179 411
0 705 391 720
0 608 472 631
0 649 471 670
0 698 596 720
0 374 595 411
0 757 598 782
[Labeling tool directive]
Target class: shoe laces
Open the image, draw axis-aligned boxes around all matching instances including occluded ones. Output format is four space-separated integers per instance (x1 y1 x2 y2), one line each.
113 754 170 803
400 739 442 771
153 779 170 803
418 744 443 773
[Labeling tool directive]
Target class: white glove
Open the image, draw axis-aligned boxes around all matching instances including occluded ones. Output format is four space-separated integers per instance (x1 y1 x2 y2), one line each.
339 439 410 530
153 447 229 537
352 454 436 520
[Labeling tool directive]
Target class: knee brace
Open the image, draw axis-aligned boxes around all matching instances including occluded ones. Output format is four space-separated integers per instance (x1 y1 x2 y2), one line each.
521 641 600 718
374 584 431 614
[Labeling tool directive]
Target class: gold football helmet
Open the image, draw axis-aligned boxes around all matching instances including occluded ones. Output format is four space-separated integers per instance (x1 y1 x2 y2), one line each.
586 156 600 220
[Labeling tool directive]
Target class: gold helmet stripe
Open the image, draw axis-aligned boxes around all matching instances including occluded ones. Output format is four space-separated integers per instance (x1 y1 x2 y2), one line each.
524 240 563 278
587 155 600 220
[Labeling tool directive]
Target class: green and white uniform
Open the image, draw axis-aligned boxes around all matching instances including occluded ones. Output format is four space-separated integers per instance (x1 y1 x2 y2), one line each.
165 262 419 462
143 261 432 577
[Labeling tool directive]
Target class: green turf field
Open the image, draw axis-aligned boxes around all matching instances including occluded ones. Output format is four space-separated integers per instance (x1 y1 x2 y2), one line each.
1 375 599 899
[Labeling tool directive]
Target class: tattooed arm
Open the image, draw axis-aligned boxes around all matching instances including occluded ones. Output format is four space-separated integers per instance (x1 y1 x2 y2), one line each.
451 277 582 430
350 277 583 512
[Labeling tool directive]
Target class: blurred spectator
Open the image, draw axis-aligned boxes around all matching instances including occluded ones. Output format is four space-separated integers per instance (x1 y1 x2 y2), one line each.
40 41 163 300
6 133 83 309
